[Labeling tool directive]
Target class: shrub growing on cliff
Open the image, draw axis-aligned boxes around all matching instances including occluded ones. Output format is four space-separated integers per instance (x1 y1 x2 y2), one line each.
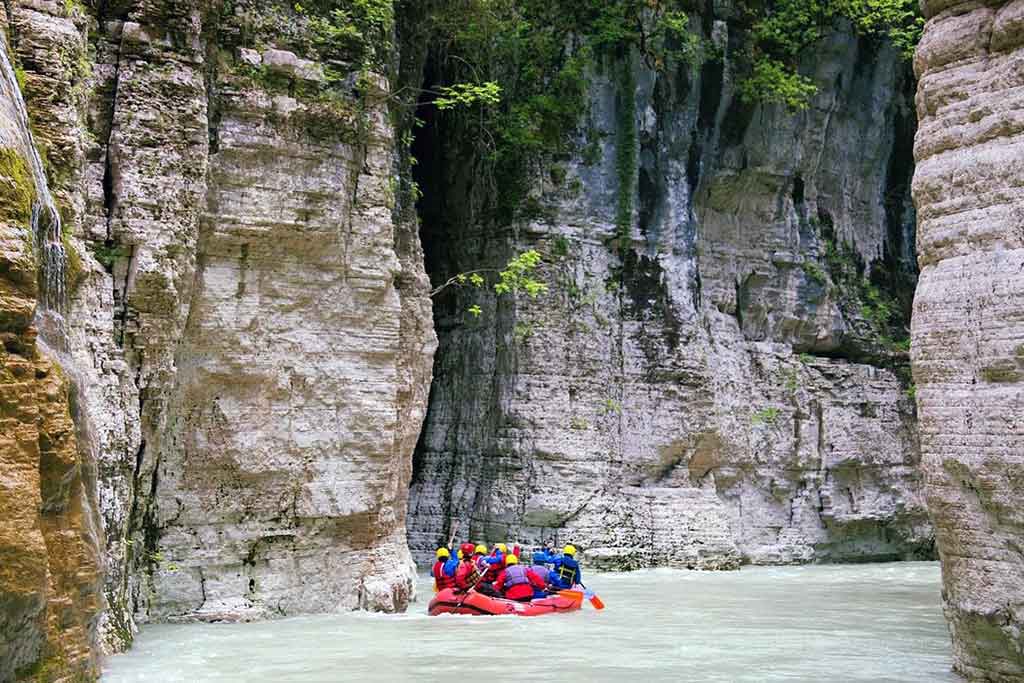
752 407 781 425
744 0 924 108
287 0 395 68
434 82 502 110
802 260 828 286
423 0 707 223
431 249 548 319
494 249 548 297
739 59 818 110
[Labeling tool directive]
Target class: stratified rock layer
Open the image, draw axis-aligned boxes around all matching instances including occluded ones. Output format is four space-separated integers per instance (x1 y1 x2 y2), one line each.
912 0 1024 678
6 0 143 652
144 61 428 621
0 25 103 682
1 0 436 666
86 3 435 623
409 22 932 568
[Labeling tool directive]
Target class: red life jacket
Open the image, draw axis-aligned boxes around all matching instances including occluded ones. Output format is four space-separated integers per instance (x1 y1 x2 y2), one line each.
433 560 455 590
455 559 481 590
483 555 504 582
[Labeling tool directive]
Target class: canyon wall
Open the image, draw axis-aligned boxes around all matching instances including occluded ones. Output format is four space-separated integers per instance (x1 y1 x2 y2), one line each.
408 15 934 568
0 19 104 681
1 0 435 676
13 0 1024 678
912 0 1024 679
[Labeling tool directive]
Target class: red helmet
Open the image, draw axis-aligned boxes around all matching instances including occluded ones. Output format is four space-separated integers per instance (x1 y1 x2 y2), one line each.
460 542 475 558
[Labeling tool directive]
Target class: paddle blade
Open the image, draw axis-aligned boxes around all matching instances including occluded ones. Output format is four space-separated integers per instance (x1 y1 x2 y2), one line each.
588 593 605 610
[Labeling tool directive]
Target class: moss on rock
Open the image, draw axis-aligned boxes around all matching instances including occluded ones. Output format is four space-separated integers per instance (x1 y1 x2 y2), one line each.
0 146 37 226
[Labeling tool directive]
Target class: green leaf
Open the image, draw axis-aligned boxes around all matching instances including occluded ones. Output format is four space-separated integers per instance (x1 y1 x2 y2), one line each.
435 82 502 111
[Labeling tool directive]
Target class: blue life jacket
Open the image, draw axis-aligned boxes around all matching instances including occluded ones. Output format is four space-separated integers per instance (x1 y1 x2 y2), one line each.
550 555 580 588
443 557 459 576
531 551 551 565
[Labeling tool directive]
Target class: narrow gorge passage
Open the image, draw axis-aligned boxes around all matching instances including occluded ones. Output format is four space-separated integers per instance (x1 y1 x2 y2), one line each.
1 0 1023 681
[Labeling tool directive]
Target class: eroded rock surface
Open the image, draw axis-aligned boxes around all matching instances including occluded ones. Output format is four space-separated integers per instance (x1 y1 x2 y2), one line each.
6 0 144 652
90 2 434 624
0 25 104 682
1 0 435 671
142 56 427 622
409 21 933 569
912 0 1024 678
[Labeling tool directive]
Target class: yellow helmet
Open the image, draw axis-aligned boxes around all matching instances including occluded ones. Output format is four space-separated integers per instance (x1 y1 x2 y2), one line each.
505 554 519 565
563 544 577 556
436 547 450 559
474 544 487 555
494 543 508 553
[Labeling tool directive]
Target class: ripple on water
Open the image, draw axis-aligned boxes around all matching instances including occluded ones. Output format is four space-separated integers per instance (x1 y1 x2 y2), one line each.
103 562 957 683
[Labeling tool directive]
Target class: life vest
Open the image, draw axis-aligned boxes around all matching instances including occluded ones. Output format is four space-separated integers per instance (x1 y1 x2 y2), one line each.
556 556 579 586
483 555 503 582
531 564 550 583
456 558 482 589
433 560 456 589
503 564 530 588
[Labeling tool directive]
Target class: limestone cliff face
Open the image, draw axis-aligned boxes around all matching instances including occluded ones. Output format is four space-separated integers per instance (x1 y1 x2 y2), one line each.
912 0 1024 678
86 0 434 625
0 24 104 682
4 0 996 677
1 0 435 673
6 0 143 653
408 18 933 568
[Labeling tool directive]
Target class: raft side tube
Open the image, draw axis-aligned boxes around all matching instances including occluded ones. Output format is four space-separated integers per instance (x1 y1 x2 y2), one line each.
427 588 583 617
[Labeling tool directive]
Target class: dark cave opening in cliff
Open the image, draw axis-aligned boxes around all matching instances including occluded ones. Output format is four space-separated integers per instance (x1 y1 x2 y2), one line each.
410 62 445 296
406 52 501 546
876 95 919 332
408 53 452 496
407 52 477 317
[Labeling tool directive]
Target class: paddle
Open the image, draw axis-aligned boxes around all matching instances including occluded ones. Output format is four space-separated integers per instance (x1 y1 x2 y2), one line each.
453 559 490 611
581 583 605 610
446 520 460 553
556 588 604 609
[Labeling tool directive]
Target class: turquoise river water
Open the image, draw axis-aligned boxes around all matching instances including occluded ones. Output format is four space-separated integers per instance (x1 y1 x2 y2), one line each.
103 562 957 682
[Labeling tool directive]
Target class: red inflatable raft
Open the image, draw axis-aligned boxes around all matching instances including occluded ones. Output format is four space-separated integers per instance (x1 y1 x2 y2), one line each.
428 588 583 616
